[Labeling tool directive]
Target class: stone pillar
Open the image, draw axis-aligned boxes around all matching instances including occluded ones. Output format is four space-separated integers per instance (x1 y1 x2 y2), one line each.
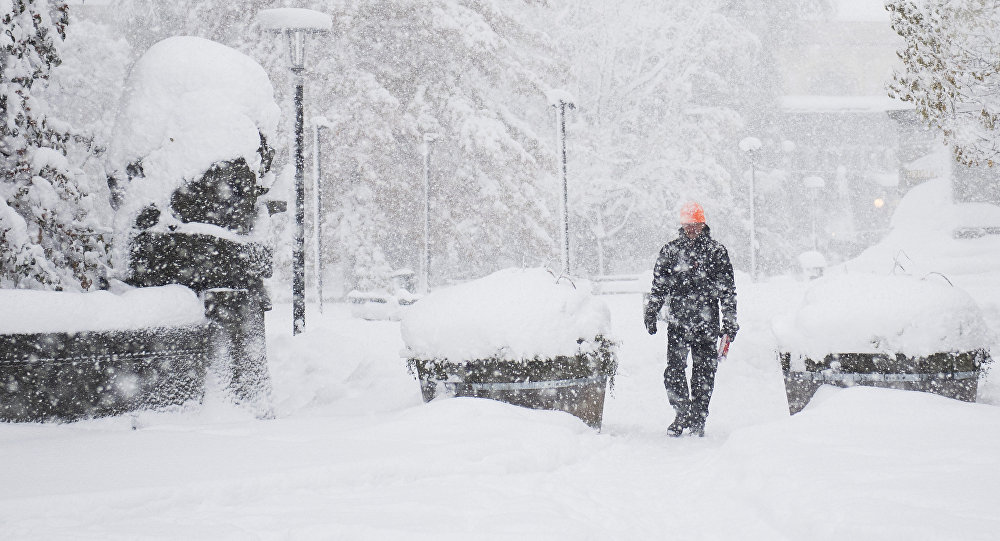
203 288 273 418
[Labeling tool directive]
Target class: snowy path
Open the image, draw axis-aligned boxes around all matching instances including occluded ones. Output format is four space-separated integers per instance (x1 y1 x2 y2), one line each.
2 283 1000 539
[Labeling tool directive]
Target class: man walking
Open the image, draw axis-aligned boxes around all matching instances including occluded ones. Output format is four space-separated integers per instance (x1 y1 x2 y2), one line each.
644 201 738 437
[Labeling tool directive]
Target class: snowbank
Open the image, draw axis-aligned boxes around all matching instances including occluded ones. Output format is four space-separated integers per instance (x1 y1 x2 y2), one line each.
772 274 992 358
110 36 280 243
843 177 1000 276
0 284 205 334
401 268 611 361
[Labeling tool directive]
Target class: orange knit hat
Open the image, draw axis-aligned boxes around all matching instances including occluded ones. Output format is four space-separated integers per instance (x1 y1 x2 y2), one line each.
679 201 705 224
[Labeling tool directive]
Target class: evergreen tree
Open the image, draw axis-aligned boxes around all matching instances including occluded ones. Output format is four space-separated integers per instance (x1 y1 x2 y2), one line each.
0 0 109 290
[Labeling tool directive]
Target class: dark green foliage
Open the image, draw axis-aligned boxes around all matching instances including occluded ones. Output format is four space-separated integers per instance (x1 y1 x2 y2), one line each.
0 324 212 422
408 336 617 428
780 349 991 414
128 232 272 300
170 158 265 235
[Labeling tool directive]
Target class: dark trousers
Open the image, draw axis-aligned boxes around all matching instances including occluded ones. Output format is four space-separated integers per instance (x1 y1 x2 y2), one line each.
663 324 718 428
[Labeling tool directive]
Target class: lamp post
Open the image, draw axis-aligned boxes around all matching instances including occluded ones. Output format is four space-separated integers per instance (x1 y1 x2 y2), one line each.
312 116 335 314
258 8 332 335
739 136 762 281
421 132 439 294
803 176 825 251
547 90 576 276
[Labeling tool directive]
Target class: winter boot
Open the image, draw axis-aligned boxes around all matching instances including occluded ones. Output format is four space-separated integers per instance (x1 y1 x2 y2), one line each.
667 417 685 437
688 422 705 438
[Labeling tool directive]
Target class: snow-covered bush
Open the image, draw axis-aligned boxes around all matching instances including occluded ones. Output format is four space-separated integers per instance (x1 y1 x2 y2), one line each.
773 273 993 361
109 36 279 231
0 0 111 290
402 267 612 362
402 267 617 428
108 36 280 278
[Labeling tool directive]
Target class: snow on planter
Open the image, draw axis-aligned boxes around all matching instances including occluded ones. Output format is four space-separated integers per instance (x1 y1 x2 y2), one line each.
402 268 617 429
0 285 211 422
0 284 204 334
773 273 993 413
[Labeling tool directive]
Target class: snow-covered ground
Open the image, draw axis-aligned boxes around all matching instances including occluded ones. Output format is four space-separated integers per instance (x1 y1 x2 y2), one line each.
3 273 1000 539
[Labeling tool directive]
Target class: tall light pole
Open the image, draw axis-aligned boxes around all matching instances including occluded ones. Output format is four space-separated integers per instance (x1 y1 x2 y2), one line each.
739 136 762 281
421 132 439 294
258 8 332 335
548 90 576 275
312 116 335 314
803 176 825 251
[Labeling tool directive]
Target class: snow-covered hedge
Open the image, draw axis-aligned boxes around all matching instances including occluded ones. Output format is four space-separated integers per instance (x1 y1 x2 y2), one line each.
0 284 204 334
109 35 280 265
773 274 992 360
401 268 612 361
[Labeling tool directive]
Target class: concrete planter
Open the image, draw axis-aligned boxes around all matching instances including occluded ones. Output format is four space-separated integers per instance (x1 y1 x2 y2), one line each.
779 349 990 414
409 337 617 429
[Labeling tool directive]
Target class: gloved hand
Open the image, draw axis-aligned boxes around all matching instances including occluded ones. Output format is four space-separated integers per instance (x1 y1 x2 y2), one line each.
644 311 658 335
721 320 739 342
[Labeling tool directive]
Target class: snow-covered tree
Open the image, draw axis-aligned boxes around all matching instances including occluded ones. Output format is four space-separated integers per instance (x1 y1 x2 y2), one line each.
543 1 774 275
294 0 561 288
109 0 271 54
0 0 110 290
888 0 1000 165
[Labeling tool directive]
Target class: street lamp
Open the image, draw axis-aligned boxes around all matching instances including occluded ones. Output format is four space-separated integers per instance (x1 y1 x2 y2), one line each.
312 116 335 314
258 8 332 335
739 136 762 281
421 132 440 294
547 89 576 276
803 175 825 250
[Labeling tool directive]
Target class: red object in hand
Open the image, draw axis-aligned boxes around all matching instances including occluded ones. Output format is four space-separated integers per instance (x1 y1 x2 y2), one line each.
717 334 731 362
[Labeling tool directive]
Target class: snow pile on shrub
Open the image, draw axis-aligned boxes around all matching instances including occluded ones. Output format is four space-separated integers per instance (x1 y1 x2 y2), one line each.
0 284 204 334
772 274 992 358
401 268 611 361
109 36 280 238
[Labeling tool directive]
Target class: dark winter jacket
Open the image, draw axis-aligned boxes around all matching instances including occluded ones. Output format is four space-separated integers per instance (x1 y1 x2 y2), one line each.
645 225 738 336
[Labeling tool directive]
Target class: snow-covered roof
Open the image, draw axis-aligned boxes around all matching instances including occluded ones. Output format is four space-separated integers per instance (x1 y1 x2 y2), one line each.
773 274 992 358
401 268 611 361
0 285 204 334
781 95 912 114
257 8 333 32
